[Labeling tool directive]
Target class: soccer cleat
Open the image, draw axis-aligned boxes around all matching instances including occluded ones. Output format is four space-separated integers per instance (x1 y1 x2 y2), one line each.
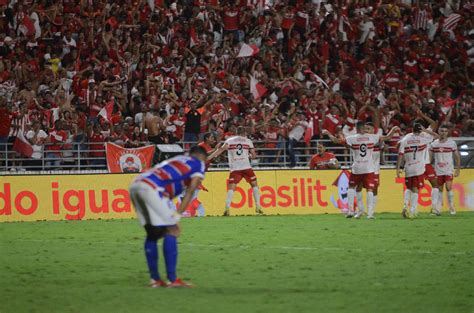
430 209 441 216
223 209 230 216
367 215 376 220
354 211 364 219
449 209 456 216
345 211 354 218
402 208 408 219
256 206 264 215
150 279 168 288
167 278 193 288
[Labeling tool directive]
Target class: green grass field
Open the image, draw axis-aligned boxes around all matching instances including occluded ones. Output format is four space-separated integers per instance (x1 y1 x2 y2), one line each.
1 213 474 313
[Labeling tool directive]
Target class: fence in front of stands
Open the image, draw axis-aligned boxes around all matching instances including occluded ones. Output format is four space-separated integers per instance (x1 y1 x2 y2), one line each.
1 138 474 173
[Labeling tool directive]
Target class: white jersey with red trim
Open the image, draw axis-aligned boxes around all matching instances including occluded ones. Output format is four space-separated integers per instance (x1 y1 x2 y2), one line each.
345 133 380 174
225 136 254 171
373 128 383 174
420 131 435 164
398 133 432 177
430 139 458 176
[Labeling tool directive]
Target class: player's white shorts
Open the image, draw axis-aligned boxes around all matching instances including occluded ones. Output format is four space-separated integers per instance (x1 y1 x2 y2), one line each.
129 181 180 226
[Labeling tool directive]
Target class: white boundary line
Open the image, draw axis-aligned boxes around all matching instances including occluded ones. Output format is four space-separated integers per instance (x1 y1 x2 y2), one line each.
2 239 471 256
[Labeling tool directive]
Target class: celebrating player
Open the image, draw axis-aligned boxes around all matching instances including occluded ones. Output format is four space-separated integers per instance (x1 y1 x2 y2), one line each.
208 126 264 216
364 121 383 213
397 123 438 218
323 122 399 219
415 109 440 214
129 146 207 288
429 125 461 215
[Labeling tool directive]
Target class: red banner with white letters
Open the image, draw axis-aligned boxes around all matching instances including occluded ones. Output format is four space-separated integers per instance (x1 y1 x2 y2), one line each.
105 143 155 173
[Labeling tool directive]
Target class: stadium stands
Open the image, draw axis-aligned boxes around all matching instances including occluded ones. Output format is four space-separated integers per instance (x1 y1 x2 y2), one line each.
0 0 473 171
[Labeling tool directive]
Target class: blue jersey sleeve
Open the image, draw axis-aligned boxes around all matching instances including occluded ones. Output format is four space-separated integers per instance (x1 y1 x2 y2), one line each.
188 158 205 179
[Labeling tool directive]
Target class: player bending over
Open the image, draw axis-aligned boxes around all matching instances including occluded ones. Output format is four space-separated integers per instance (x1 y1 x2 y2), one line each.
129 146 207 288
397 123 438 218
429 125 461 215
323 122 399 219
208 126 264 216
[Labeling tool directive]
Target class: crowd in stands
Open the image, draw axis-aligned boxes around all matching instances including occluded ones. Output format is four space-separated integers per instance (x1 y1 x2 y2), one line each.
0 0 473 169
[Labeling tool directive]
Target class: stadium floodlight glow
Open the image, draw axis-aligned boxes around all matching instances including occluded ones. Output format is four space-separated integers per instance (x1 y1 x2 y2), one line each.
460 144 468 149
460 152 469 156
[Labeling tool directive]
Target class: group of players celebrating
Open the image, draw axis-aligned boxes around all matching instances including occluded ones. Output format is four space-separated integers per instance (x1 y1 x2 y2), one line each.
324 118 461 219
128 118 461 288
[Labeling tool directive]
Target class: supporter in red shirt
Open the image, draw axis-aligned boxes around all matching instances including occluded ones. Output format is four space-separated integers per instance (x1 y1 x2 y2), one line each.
46 120 68 168
322 105 343 136
87 123 106 166
309 142 339 170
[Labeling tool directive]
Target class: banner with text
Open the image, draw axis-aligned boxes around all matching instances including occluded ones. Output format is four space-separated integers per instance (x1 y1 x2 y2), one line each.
1 170 473 222
106 143 155 173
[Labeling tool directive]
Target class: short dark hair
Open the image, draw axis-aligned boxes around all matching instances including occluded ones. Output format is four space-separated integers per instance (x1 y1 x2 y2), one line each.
356 121 366 129
189 145 207 157
413 122 423 133
439 124 450 130
237 126 246 135
365 122 374 127
203 133 215 141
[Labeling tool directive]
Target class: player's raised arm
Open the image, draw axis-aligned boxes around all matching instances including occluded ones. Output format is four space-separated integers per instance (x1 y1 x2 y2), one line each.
416 108 438 131
380 126 400 142
322 129 345 145
421 126 439 140
177 176 203 214
207 142 228 161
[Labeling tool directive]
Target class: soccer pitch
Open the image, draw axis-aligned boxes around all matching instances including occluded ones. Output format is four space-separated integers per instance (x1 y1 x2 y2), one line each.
1 213 473 313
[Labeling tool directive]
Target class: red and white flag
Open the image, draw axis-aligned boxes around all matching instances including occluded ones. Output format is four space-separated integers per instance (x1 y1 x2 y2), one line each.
304 118 313 145
105 143 155 173
304 69 329 89
443 13 462 31
441 98 458 114
237 43 260 58
98 101 114 121
189 27 200 48
250 75 267 100
13 131 33 158
19 14 36 37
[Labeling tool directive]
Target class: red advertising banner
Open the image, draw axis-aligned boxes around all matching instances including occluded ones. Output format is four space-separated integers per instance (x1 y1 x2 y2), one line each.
105 143 155 173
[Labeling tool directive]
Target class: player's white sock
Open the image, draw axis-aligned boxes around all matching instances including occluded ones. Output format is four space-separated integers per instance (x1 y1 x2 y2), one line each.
373 195 378 211
447 190 455 211
356 191 365 214
404 189 412 208
252 186 261 208
431 188 439 213
225 190 234 209
367 191 375 217
438 191 443 211
347 188 355 215
410 192 419 216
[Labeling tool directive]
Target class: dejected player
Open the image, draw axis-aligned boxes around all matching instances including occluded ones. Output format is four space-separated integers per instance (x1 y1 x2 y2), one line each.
129 146 207 288
208 126 264 216
429 125 461 215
